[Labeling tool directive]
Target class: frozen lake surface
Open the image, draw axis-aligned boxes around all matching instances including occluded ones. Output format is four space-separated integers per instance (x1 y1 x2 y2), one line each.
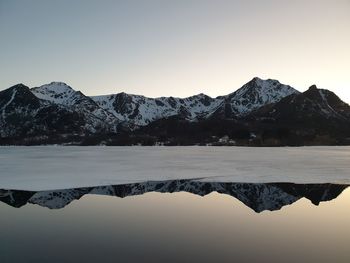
1 146 350 190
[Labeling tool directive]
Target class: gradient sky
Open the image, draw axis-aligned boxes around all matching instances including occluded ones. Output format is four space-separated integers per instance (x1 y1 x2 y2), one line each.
1 0 349 102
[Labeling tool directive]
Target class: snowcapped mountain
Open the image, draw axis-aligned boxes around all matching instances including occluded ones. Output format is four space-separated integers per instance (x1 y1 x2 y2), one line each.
32 82 119 132
0 84 81 138
0 181 347 212
221 77 299 116
1 77 349 145
91 77 298 127
91 92 222 128
0 83 118 143
1 78 299 133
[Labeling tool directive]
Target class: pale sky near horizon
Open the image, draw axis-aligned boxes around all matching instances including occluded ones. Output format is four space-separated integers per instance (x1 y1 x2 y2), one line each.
0 0 349 102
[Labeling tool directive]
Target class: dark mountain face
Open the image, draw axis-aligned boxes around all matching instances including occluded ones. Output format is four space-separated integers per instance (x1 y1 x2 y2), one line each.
0 84 40 109
239 85 350 145
0 84 111 144
303 85 350 119
255 85 350 122
0 79 349 145
0 181 347 212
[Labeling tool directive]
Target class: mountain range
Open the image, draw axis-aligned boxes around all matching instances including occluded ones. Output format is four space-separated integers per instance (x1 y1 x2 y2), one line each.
0 77 349 145
0 180 347 212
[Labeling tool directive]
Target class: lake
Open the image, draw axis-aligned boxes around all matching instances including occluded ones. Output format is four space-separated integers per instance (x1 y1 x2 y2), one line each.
0 146 350 262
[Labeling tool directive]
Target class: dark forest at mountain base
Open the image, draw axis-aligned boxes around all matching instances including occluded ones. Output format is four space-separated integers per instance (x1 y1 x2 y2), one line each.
2 118 349 146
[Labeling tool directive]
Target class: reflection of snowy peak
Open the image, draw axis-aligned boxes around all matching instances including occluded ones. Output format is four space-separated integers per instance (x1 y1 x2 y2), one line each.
0 181 347 212
28 188 91 209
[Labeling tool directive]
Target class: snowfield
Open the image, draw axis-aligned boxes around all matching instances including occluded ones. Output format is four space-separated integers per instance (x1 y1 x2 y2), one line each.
0 146 349 190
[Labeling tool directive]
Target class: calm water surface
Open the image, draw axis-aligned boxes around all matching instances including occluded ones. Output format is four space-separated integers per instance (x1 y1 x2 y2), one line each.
1 182 349 263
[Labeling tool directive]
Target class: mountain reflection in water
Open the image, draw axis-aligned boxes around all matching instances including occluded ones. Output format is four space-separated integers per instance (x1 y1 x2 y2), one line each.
0 180 347 212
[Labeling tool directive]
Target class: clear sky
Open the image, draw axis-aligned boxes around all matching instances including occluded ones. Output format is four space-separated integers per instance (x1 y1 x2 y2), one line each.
1 0 349 102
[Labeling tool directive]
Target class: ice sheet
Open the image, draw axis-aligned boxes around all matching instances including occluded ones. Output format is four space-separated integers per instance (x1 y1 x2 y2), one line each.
0 146 349 190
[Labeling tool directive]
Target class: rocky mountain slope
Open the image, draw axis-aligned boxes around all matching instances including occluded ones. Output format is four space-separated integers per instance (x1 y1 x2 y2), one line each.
0 77 349 145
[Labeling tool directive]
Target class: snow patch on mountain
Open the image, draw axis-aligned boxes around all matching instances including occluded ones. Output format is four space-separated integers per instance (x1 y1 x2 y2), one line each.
317 89 344 118
1 89 17 119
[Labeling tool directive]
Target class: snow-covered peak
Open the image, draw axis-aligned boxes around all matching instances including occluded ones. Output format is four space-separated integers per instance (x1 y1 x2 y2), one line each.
31 83 120 132
225 77 299 116
232 77 298 98
31 82 78 106
46 81 71 87
36 82 73 93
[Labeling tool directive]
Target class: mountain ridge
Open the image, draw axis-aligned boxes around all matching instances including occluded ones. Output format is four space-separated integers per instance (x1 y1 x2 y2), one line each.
1 77 349 145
